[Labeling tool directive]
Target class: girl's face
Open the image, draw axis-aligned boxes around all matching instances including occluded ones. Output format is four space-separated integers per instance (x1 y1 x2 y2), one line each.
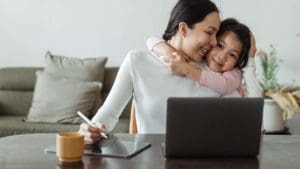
206 31 243 72
180 12 220 63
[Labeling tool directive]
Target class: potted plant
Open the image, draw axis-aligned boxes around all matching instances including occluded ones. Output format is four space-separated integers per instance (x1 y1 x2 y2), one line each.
257 45 300 132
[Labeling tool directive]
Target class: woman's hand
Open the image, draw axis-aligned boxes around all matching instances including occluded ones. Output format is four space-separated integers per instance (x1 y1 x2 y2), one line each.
248 32 257 58
79 122 106 145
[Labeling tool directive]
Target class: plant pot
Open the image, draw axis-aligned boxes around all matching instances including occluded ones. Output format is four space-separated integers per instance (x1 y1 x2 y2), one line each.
263 99 285 132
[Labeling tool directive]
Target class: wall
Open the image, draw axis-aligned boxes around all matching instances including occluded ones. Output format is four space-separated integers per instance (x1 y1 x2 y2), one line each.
0 0 299 84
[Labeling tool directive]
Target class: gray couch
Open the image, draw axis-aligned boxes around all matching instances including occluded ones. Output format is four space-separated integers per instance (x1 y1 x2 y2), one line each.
2 67 300 138
0 67 132 137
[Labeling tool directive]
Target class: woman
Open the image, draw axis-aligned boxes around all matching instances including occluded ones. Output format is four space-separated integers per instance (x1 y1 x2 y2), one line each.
80 0 253 145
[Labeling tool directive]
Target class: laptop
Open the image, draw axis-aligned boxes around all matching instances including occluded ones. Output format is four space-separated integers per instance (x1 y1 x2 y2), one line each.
162 97 264 158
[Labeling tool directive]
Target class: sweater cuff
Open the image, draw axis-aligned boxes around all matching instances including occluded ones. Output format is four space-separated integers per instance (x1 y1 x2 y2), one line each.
198 69 208 85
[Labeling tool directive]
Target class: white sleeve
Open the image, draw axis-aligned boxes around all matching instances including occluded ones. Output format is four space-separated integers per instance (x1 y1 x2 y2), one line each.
92 52 134 132
242 58 263 97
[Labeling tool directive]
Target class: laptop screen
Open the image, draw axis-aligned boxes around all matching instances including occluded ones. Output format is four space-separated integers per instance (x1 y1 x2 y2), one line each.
164 97 264 157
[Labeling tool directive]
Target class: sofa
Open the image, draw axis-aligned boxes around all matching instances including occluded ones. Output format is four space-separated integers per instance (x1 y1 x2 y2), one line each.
2 67 300 138
0 67 132 137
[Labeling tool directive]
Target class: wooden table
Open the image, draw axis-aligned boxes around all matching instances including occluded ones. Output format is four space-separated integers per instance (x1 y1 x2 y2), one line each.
1 133 300 169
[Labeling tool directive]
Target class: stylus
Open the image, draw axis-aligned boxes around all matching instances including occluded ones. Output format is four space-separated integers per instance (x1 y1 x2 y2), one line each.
77 111 108 139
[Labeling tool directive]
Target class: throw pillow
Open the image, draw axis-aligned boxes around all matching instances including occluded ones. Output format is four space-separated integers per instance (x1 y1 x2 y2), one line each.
44 51 107 82
27 71 102 124
44 51 107 116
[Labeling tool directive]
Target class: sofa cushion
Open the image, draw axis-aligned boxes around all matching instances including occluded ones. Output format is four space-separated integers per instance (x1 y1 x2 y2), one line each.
27 71 102 123
44 51 107 82
0 116 79 137
0 116 129 138
0 91 33 116
44 51 107 116
0 67 42 91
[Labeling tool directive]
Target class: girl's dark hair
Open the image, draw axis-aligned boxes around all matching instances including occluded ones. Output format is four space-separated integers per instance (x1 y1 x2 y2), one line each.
217 18 251 69
163 0 219 41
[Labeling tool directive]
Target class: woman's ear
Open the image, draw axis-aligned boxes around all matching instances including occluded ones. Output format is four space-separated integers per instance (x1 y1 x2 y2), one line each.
178 22 189 38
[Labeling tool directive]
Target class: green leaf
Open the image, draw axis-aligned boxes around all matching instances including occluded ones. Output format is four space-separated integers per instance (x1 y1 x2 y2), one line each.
257 44 281 93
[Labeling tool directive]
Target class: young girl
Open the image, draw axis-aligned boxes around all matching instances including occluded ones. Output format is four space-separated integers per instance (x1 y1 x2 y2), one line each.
147 18 251 96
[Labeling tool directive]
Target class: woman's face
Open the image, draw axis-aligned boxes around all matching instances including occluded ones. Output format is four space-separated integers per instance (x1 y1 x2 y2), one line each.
180 12 221 63
206 31 243 72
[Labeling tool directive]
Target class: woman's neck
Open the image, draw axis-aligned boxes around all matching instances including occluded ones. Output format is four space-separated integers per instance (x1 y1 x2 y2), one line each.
168 35 183 51
169 36 200 67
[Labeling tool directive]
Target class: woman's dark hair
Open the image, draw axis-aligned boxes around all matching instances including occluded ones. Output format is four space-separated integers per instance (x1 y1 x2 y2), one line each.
217 18 251 69
163 0 219 41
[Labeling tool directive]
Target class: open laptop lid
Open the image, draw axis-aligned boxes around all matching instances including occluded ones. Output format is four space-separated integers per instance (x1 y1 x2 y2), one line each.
164 97 264 158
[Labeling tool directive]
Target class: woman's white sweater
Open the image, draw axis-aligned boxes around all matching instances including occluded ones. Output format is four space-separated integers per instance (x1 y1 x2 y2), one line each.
92 50 262 133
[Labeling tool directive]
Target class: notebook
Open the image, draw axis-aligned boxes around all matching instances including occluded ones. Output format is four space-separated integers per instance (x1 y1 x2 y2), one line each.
162 97 264 158
45 134 151 158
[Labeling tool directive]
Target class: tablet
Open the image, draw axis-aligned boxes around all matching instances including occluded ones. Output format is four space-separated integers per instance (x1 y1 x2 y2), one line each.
45 134 151 158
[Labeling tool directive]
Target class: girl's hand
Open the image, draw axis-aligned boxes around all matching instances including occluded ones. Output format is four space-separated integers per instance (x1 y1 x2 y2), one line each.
248 32 257 58
165 52 190 76
79 122 106 145
152 40 191 63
